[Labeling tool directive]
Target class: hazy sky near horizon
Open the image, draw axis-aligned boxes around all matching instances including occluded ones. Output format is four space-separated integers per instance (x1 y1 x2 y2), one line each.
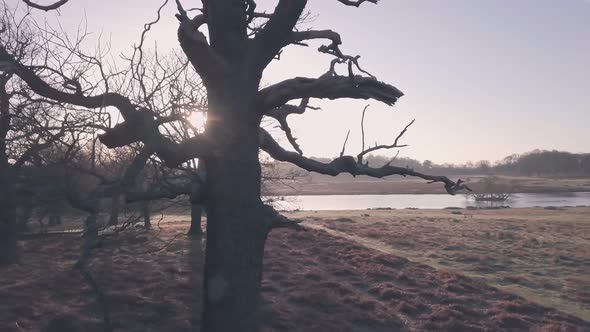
18 0 590 164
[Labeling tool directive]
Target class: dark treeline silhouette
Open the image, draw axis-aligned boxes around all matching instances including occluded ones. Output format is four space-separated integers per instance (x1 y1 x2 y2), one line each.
278 150 590 179
494 150 590 177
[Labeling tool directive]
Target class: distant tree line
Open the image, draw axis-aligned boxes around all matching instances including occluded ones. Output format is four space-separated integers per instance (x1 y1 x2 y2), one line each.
273 149 590 179
494 150 590 177
373 150 590 177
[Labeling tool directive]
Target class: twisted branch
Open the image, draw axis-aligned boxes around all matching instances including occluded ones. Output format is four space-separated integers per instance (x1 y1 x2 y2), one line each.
251 0 307 69
356 109 415 164
175 0 227 87
259 75 403 114
336 0 378 7
22 0 69 11
265 97 318 154
0 46 212 166
259 128 470 195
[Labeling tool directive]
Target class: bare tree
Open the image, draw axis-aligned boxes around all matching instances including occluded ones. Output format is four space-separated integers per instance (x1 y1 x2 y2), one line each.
2 1 471 330
0 8 97 264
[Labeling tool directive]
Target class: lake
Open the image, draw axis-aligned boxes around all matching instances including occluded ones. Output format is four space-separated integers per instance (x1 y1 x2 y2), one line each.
273 192 590 211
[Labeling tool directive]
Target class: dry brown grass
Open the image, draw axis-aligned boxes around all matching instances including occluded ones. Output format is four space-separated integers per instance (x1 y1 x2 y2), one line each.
269 175 590 195
1 209 589 331
294 207 590 322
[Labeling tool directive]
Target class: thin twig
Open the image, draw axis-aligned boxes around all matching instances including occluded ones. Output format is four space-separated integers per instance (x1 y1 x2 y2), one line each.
360 104 369 160
339 129 350 157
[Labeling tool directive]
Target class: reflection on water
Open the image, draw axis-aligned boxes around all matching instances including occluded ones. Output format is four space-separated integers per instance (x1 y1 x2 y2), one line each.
271 192 590 211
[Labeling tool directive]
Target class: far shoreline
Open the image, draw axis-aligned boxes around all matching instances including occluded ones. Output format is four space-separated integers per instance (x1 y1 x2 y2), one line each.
267 175 590 196
273 188 590 196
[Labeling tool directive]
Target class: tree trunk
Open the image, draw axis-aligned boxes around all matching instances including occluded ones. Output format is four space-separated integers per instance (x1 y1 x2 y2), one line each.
0 164 18 265
108 193 120 226
0 82 17 265
79 211 99 265
17 193 33 233
188 233 204 328
188 163 205 236
141 201 150 229
187 202 202 236
201 114 268 332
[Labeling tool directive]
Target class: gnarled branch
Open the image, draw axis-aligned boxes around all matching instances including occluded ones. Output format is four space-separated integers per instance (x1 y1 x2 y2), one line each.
259 128 470 195
22 0 69 11
258 75 403 114
265 97 317 154
176 1 227 86
251 0 307 70
356 105 415 164
151 134 212 168
125 181 194 203
291 29 342 46
0 46 136 117
0 45 211 167
336 0 378 7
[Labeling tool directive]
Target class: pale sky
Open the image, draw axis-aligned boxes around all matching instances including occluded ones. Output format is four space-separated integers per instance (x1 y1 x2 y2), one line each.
17 0 590 164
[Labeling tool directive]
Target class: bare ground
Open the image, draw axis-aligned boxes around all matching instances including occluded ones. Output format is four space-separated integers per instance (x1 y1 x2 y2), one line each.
1 209 589 331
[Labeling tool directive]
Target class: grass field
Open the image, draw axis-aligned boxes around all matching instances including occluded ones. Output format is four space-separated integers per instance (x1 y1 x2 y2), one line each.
291 207 590 322
268 175 590 195
1 208 589 331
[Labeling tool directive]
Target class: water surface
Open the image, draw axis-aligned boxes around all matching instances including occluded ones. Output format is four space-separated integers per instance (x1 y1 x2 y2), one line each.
273 192 590 211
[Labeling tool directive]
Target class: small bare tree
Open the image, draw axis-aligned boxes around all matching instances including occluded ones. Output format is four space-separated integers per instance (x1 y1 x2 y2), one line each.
0 7 98 264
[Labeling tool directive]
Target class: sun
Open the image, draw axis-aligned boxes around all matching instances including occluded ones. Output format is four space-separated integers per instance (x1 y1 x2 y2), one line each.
189 111 207 132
